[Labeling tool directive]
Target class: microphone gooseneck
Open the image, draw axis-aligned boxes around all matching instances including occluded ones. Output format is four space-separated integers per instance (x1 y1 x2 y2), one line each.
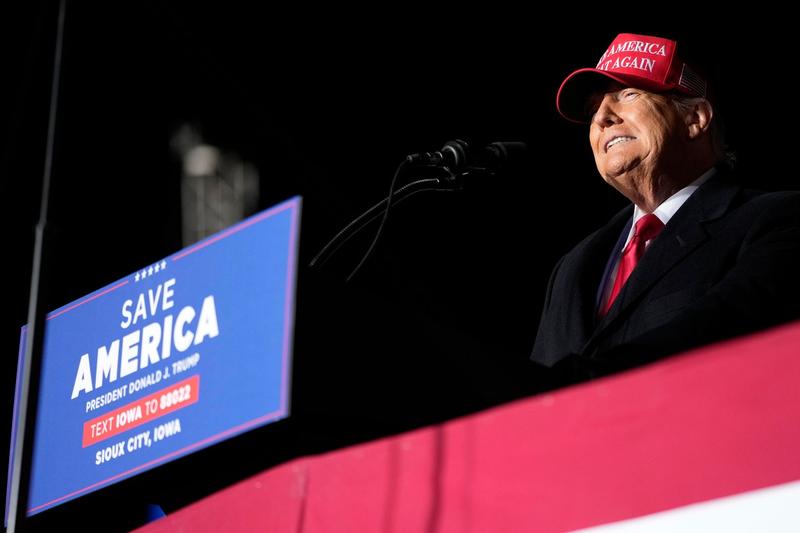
310 140 528 280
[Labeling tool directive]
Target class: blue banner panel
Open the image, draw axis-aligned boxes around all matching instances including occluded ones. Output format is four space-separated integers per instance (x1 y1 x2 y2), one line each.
6 196 301 518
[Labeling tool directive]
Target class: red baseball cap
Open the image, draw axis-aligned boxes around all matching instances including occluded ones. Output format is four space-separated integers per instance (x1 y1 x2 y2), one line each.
556 33 707 123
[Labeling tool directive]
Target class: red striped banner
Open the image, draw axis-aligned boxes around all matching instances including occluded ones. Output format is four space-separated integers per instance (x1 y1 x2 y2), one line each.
136 321 800 532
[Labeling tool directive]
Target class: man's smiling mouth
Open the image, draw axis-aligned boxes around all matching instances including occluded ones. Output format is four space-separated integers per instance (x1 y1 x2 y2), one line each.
606 136 636 152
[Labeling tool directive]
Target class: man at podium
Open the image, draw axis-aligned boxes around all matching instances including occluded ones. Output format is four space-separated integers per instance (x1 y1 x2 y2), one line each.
530 33 800 381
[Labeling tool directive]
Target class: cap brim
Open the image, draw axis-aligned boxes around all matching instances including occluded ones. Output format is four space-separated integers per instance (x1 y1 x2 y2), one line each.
556 68 670 124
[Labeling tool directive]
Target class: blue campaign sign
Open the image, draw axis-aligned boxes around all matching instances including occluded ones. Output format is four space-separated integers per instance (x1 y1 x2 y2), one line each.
6 196 301 518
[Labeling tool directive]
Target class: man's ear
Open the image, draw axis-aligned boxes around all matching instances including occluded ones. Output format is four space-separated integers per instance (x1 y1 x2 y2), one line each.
686 99 713 140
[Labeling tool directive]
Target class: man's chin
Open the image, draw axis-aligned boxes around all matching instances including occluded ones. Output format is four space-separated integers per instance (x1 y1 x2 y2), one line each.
601 159 644 184
600 170 640 200
601 170 630 188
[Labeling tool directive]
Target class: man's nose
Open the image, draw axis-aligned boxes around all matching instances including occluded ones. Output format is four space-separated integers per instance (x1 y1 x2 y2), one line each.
592 97 622 127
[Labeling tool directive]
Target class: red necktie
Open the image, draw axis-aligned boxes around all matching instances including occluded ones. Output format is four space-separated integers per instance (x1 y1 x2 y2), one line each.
600 213 665 316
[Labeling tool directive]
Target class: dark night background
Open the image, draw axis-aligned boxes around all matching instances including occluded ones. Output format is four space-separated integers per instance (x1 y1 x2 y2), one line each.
1 3 797 531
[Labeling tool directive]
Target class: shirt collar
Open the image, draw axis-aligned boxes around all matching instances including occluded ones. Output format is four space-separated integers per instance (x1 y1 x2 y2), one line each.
632 166 717 227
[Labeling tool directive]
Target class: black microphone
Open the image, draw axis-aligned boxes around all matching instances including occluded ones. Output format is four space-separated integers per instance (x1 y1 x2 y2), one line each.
407 139 469 169
467 141 528 172
309 140 527 275
409 140 527 174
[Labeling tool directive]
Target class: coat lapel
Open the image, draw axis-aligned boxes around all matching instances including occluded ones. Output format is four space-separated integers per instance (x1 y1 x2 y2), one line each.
530 205 632 368
587 177 741 347
570 207 632 344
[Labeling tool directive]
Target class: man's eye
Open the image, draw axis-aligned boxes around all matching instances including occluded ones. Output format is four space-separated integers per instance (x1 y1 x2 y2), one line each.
620 90 639 100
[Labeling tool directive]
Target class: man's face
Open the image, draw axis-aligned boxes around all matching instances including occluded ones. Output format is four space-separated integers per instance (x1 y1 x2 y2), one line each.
587 82 687 198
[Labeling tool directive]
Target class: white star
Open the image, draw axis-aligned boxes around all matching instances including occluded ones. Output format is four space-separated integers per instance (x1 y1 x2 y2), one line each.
154 263 161 273
135 272 140 282
141 269 147 279
160 260 167 270
148 266 154 276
